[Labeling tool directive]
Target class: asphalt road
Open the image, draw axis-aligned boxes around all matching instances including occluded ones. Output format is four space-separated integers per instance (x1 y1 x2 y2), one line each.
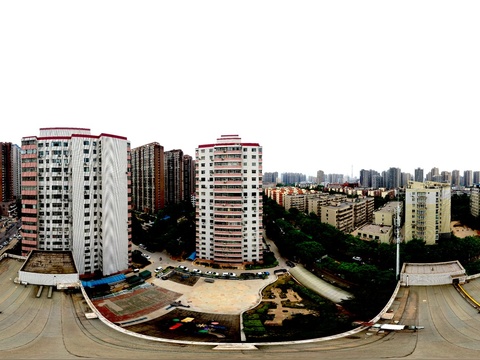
2 258 480 360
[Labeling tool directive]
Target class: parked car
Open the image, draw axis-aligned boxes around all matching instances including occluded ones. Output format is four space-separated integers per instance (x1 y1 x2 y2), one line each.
154 266 163 273
178 265 189 272
142 253 151 260
192 268 202 275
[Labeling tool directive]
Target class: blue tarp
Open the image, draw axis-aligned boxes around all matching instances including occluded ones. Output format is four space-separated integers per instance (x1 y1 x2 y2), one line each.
187 251 196 261
81 274 126 288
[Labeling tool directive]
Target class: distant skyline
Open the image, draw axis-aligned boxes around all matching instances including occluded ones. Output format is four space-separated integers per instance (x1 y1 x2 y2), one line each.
1 1 479 177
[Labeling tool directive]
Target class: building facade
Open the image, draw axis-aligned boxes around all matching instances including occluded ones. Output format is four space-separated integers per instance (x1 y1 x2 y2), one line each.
165 149 184 205
183 154 195 205
20 127 132 276
131 142 165 214
414 168 424 182
0 142 20 217
195 134 263 265
471 184 480 218
451 170 460 188
464 170 473 187
404 181 451 245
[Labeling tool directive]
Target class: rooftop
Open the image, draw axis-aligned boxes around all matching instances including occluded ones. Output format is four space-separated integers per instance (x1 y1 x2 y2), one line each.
21 250 77 274
403 261 465 275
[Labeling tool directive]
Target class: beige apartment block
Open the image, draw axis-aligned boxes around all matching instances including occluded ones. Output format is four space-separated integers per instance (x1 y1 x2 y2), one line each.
321 202 355 233
346 197 375 228
471 185 480 218
404 181 451 245
374 201 402 227
354 223 393 243
284 194 308 213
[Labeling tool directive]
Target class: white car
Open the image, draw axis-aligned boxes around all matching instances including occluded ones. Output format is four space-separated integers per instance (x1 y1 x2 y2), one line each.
206 271 219 276
222 272 236 277
142 253 151 260
178 265 189 272
192 268 202 275
154 266 163 273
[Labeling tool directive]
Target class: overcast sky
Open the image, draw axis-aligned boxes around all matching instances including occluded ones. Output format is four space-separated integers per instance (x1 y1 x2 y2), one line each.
1 1 479 178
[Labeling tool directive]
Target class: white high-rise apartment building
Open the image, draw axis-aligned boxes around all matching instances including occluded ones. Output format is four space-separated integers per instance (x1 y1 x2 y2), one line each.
195 134 263 265
404 181 451 245
21 127 132 276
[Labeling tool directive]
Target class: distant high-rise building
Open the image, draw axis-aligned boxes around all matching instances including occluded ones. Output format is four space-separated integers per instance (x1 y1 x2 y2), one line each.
464 170 473 187
0 142 14 202
195 134 263 265
316 170 325 184
20 127 132 276
327 173 345 184
12 144 21 201
183 154 195 205
131 142 165 214
441 171 452 184
372 174 383 188
359 169 371 188
263 172 278 184
165 149 185 205
404 181 451 245
281 172 306 185
452 170 461 187
0 142 19 217
473 171 480 185
414 168 424 182
425 167 440 182
386 167 401 189
401 172 412 187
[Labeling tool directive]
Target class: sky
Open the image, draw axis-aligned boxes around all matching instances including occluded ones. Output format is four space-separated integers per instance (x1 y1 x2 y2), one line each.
1 1 479 178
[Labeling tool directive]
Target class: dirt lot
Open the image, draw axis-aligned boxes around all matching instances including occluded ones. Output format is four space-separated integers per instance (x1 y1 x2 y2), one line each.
451 221 480 238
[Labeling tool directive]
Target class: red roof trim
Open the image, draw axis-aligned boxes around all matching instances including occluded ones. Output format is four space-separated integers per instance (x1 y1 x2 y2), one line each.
36 133 127 141
39 127 91 131
197 142 259 148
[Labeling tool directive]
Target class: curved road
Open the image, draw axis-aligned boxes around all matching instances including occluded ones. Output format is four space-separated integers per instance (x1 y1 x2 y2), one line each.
2 258 480 359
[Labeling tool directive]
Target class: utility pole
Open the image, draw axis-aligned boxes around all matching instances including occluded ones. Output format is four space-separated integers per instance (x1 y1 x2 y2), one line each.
395 200 402 280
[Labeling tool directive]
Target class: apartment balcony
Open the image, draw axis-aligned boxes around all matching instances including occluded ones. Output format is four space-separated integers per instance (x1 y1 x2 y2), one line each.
214 210 243 217
214 195 243 201
213 242 242 250
215 202 243 208
214 226 242 232
214 149 242 156
214 179 243 186
214 253 243 261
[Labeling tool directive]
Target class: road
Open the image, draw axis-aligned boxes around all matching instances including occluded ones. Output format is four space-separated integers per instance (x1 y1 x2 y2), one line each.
2 258 480 359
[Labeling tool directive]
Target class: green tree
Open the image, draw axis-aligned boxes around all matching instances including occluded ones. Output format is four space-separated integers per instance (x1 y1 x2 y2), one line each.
295 241 325 266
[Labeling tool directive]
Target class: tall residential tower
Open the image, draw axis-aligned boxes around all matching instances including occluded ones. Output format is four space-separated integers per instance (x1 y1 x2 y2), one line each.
21 127 132 276
195 134 263 265
131 142 165 214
